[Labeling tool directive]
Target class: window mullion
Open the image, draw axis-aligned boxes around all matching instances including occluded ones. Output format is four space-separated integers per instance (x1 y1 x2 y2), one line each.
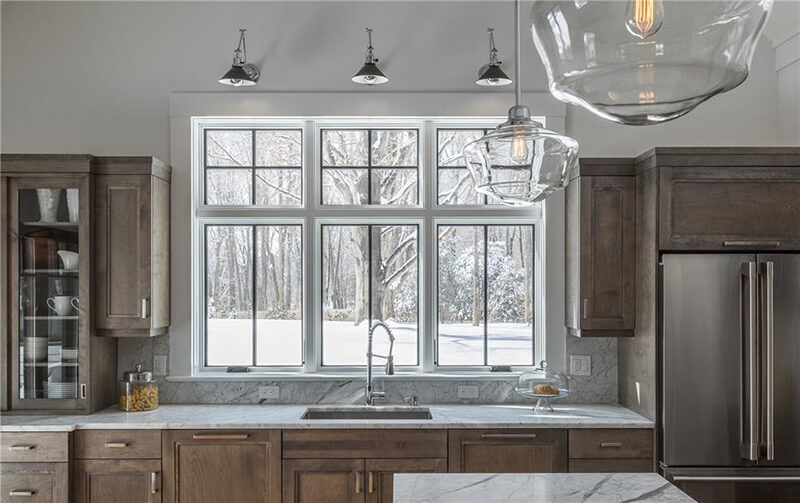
483 225 489 367
252 225 257 367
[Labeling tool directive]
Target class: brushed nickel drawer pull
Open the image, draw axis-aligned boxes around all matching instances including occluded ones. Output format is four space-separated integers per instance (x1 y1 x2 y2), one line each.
105 441 129 448
480 433 537 440
9 445 35 451
191 433 249 440
151 472 158 494
368 471 374 493
9 490 35 497
723 241 781 247
355 471 361 494
600 442 623 448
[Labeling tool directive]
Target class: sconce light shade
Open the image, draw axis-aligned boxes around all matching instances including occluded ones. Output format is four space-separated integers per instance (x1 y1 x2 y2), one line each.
476 64 512 86
353 28 389 86
352 62 389 85
219 28 260 87
219 63 260 87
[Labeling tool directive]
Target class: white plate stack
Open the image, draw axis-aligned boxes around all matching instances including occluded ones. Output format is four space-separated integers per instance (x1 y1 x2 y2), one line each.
43 380 77 399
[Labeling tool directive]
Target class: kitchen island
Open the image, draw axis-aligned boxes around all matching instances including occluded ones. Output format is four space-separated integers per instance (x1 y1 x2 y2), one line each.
393 473 695 502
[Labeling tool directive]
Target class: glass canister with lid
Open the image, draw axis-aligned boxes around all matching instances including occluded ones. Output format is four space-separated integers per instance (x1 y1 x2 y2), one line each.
119 363 158 412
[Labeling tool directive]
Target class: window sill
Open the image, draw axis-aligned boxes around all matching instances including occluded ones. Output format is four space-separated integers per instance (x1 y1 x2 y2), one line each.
167 371 523 382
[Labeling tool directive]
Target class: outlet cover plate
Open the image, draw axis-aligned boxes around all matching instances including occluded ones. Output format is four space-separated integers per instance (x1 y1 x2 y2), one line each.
457 385 479 400
153 355 167 376
569 355 592 376
259 386 280 400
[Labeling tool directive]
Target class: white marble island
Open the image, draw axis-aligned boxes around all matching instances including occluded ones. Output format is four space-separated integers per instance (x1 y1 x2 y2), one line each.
393 473 695 503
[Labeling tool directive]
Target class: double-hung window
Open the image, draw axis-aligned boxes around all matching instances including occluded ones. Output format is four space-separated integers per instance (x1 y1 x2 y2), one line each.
193 118 543 374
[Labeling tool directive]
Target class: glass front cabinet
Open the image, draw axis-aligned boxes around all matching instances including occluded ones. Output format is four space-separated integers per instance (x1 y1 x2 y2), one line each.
1 155 170 413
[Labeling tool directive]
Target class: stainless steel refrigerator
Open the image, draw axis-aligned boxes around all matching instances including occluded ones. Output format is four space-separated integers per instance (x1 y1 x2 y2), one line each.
661 254 800 503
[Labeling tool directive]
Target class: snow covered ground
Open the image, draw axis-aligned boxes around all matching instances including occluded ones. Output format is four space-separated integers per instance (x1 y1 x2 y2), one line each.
207 319 533 367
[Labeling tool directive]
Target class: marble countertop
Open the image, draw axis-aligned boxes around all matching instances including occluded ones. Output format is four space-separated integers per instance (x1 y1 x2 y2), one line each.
393 473 695 503
0 404 652 431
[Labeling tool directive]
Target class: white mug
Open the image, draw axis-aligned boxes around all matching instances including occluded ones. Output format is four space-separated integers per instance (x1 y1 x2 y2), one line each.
47 296 79 316
57 250 79 271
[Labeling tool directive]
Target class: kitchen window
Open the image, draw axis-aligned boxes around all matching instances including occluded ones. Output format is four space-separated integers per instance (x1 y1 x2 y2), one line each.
193 118 544 374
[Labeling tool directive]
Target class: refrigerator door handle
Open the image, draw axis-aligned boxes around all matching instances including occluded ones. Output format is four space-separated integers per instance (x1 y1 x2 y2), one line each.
740 262 759 462
672 476 800 482
760 261 775 461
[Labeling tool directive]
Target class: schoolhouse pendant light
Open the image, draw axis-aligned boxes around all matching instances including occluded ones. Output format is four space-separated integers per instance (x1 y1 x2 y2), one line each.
352 28 389 85
476 28 512 87
219 29 260 87
463 0 579 206
530 0 773 125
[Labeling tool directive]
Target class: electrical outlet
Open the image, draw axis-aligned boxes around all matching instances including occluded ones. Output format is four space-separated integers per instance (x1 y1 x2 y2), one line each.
258 386 280 400
457 385 479 400
153 355 167 376
569 355 592 376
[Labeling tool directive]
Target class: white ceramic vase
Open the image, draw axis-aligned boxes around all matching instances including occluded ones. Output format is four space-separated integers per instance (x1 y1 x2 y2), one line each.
36 189 61 222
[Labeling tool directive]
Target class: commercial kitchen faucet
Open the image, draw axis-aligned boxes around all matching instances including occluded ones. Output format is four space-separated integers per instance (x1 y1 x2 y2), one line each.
365 320 395 406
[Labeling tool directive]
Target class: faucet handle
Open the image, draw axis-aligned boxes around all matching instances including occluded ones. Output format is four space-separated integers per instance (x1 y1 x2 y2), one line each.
404 396 419 407
385 355 394 375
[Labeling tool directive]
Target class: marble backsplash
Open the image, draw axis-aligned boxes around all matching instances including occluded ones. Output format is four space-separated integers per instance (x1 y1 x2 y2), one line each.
118 335 617 405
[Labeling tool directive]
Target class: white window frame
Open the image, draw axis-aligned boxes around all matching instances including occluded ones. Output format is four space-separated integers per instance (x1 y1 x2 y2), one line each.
191 116 545 376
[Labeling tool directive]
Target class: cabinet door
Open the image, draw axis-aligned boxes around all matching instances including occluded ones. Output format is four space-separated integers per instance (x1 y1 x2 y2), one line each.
566 175 635 336
95 174 152 332
448 429 567 473
365 458 447 503
74 459 161 503
0 462 68 503
283 459 364 503
659 165 800 250
162 430 280 503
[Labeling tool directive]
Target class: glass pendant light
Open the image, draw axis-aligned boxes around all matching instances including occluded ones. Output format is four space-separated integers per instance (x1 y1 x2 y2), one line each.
531 0 773 125
352 28 389 85
219 29 260 87
463 0 579 206
476 28 512 86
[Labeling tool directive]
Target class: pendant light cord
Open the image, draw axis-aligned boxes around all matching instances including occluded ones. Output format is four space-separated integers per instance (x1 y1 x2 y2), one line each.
514 0 521 107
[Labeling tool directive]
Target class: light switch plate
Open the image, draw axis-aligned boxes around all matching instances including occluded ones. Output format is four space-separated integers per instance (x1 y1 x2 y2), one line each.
153 355 167 376
259 386 280 400
457 385 479 400
569 355 592 376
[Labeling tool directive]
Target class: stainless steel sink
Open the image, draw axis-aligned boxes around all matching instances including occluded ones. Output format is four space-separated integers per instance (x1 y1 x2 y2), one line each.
301 406 433 420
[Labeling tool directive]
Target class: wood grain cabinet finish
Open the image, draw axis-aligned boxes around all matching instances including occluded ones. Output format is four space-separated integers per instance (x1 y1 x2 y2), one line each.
568 429 654 473
283 458 364 503
282 430 447 459
0 462 69 503
566 167 636 337
74 429 161 460
658 163 800 251
161 430 280 503
74 459 161 503
95 157 170 337
1 433 69 463
448 429 568 473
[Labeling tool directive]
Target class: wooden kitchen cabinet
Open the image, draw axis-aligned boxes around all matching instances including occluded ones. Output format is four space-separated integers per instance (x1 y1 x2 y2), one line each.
653 148 800 251
94 157 170 337
365 458 447 503
74 459 161 503
0 462 69 503
448 429 567 473
283 458 364 503
162 430 281 503
567 429 654 473
566 160 636 337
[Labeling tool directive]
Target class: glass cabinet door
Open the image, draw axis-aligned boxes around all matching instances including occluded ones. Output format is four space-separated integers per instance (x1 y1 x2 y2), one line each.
12 178 87 408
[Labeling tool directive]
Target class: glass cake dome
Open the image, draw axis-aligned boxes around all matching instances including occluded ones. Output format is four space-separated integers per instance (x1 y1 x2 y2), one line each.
516 360 571 413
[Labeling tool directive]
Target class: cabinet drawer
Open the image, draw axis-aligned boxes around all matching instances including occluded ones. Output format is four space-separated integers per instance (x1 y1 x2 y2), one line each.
569 429 653 459
282 430 447 459
569 458 653 473
0 433 68 462
75 429 161 459
0 462 68 503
